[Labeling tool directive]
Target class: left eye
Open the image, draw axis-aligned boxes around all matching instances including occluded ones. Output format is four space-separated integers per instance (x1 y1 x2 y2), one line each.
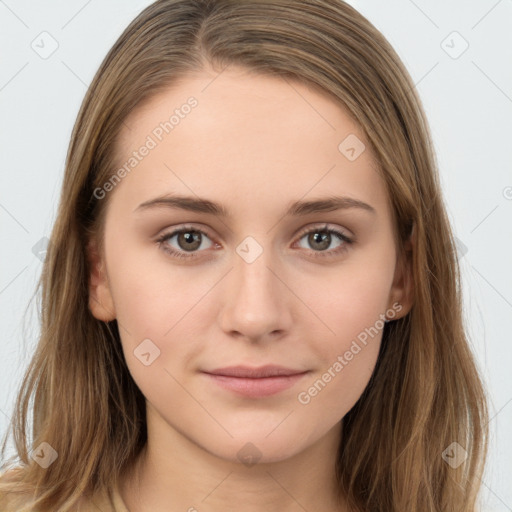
294 224 353 258
156 224 353 260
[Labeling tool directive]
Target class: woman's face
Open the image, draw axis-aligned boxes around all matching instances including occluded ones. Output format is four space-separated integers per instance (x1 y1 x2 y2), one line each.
88 65 413 464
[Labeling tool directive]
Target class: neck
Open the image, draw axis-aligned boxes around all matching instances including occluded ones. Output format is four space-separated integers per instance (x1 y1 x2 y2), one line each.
120 407 349 512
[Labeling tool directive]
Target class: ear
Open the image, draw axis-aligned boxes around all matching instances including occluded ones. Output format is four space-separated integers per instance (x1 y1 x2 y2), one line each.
86 239 116 322
386 223 415 321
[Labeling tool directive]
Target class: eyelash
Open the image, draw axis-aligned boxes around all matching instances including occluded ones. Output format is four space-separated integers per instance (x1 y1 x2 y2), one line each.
156 223 354 261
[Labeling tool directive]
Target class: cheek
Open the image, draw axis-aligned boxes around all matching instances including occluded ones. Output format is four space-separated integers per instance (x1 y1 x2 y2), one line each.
295 340 381 430
105 240 222 380
295 288 385 421
106 241 210 336
295 252 394 413
307 249 394 344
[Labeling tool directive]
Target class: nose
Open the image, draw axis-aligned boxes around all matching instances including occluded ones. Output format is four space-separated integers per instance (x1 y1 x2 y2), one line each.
218 243 294 343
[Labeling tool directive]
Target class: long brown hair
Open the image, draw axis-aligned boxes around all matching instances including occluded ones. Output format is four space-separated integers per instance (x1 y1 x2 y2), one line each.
0 1 489 510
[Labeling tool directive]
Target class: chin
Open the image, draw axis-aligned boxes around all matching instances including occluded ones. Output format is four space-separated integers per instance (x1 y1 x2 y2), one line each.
202 431 312 467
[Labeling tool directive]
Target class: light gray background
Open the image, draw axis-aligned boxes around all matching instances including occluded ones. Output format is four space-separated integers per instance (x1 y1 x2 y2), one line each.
1 0 511 509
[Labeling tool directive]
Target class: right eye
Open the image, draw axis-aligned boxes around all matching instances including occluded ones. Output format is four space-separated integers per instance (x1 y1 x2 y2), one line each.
156 226 216 260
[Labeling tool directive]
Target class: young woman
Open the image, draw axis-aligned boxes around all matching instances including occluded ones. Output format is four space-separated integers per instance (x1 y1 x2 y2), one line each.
0 0 489 511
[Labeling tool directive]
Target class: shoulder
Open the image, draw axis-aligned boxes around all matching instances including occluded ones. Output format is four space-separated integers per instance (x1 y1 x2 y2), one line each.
0 468 35 511
0 469 128 512
0 467 23 483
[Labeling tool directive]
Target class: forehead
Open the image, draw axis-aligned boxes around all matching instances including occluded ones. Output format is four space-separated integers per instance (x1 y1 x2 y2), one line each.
112 67 389 220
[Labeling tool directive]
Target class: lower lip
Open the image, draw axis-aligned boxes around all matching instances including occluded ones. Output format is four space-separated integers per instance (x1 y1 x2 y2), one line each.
202 372 309 398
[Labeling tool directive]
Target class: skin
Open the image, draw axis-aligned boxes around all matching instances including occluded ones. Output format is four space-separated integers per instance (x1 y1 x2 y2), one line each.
88 64 414 512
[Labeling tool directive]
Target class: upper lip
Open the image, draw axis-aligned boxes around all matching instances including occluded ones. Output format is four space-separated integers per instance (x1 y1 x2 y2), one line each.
203 365 308 378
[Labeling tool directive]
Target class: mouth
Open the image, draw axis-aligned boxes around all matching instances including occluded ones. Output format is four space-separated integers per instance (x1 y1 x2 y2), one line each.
201 365 310 398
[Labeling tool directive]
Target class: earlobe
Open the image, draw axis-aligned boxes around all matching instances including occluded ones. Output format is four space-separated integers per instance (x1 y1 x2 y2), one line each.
387 223 415 320
86 239 116 322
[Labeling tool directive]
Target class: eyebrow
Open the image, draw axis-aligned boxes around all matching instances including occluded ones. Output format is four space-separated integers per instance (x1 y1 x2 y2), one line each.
134 193 376 217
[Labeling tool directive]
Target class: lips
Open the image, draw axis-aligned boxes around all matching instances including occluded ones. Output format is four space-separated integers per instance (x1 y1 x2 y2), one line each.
201 365 310 398
204 365 307 378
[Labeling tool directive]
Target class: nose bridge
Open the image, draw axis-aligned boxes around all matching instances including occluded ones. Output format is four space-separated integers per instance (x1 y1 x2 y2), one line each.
219 236 291 339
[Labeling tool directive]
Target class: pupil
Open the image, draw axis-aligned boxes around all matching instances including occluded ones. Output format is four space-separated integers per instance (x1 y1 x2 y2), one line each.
311 231 329 250
180 231 201 251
